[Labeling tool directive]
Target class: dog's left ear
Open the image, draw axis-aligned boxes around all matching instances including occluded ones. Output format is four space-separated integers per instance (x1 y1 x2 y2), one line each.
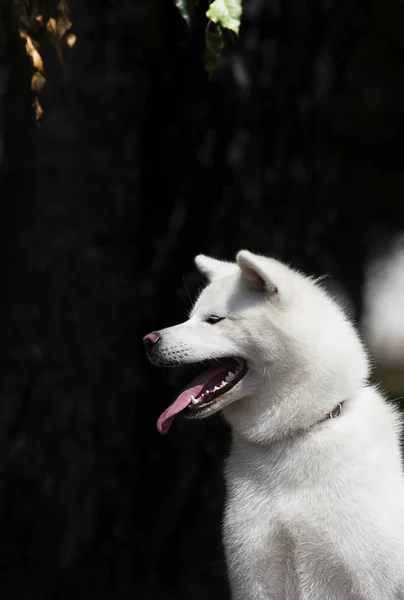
236 250 278 295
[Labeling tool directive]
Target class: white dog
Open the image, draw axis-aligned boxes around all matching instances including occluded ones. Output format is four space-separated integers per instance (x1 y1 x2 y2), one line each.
144 250 404 600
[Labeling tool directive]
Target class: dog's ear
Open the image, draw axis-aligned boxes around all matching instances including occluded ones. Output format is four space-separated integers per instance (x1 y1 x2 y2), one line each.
195 255 238 281
236 250 278 295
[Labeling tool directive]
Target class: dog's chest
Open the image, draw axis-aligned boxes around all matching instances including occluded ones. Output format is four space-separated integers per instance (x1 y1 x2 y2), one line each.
223 449 299 598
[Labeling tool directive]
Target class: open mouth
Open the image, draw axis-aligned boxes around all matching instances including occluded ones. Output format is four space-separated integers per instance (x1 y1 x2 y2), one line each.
157 357 248 434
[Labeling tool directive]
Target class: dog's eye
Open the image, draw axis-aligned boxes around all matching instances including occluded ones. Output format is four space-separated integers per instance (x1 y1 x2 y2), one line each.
205 315 225 324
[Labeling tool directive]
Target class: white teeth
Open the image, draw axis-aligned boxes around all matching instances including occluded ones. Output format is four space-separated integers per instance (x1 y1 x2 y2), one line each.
226 371 236 382
190 396 198 405
205 390 210 395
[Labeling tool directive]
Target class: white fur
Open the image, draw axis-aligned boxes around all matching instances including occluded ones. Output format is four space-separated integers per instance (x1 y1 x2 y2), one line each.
153 251 404 599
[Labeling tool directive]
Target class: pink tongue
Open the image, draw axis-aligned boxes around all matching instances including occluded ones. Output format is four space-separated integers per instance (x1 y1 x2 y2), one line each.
157 363 230 434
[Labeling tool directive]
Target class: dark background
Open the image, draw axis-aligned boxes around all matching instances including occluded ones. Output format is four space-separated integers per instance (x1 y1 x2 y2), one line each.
1 0 404 598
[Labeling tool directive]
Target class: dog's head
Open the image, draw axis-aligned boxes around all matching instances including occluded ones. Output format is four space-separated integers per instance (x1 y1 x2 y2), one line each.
144 251 369 440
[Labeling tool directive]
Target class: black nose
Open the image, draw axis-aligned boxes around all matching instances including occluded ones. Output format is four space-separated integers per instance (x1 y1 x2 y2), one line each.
143 331 160 352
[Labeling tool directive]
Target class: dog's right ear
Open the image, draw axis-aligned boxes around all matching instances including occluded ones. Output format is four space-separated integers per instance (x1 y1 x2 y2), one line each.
195 255 238 281
236 250 278 295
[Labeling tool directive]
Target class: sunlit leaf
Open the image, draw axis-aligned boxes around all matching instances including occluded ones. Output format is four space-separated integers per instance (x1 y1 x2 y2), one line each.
46 17 57 35
25 34 44 71
206 0 242 35
31 71 46 91
33 96 43 122
66 33 76 47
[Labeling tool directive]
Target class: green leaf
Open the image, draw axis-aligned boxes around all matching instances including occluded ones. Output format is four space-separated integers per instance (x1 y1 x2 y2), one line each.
206 0 242 35
204 30 224 74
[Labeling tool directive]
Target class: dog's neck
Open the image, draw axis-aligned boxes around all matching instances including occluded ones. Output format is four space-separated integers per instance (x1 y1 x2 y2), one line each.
223 376 348 445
